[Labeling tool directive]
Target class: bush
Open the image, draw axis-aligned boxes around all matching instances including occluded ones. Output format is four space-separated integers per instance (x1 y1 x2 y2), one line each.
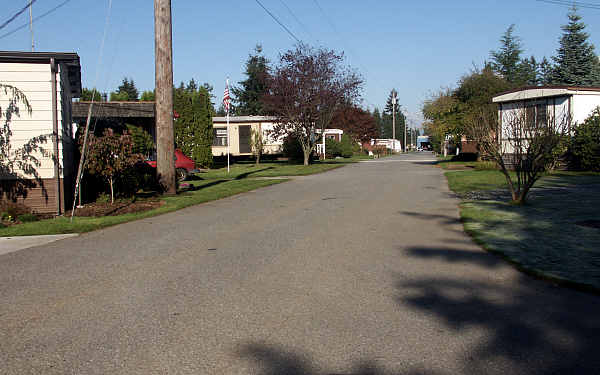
282 135 304 161
339 134 355 158
451 152 478 162
325 138 341 158
569 108 600 171
18 213 39 222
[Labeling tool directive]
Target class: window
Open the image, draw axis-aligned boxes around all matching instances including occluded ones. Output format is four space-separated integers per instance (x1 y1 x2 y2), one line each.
213 127 228 146
536 103 547 128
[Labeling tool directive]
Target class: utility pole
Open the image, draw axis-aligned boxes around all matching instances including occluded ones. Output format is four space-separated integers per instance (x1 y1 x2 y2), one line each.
392 90 396 152
404 112 407 153
154 0 176 194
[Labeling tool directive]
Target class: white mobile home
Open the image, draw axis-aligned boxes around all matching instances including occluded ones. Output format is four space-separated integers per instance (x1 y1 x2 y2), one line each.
0 51 82 215
493 86 600 153
212 116 282 157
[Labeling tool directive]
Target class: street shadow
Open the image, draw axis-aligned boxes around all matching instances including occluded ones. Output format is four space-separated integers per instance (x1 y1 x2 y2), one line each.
398 211 461 225
236 342 442 375
398 248 600 374
405 246 503 268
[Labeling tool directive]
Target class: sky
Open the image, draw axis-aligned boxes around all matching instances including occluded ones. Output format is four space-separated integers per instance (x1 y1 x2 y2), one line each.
3 0 600 128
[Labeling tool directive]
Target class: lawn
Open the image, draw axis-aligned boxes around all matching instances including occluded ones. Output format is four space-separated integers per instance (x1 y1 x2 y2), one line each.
1 155 372 237
201 156 371 180
444 164 600 292
0 179 285 237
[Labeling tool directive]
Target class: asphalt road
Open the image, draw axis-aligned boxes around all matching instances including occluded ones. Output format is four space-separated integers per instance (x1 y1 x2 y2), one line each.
1 153 599 375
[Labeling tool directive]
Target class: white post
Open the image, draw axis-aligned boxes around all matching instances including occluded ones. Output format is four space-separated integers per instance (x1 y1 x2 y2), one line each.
322 130 325 159
226 78 230 173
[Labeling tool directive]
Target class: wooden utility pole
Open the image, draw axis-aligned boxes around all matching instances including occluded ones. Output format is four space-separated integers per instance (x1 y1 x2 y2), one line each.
154 0 176 194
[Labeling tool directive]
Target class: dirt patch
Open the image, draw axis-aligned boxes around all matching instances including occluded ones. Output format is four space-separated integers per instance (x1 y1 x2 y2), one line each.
67 198 164 217
576 220 600 229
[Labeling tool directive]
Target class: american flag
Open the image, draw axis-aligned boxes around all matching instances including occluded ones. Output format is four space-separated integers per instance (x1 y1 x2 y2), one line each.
223 80 230 114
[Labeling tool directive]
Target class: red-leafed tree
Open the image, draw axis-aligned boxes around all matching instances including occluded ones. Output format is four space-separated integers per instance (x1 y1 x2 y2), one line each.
262 43 362 165
85 129 142 203
331 105 379 144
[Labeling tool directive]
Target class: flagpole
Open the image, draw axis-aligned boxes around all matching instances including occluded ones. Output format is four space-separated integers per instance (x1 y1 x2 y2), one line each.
226 78 230 173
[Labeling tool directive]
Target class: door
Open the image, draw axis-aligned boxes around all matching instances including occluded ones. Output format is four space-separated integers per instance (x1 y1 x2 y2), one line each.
239 125 251 154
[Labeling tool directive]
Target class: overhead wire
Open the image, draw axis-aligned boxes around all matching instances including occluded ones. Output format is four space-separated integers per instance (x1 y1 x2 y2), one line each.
0 0 72 40
254 0 300 43
536 0 600 9
278 0 313 41
0 0 37 31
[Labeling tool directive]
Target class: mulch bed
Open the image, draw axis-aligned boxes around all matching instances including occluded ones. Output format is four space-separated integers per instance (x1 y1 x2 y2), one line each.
67 198 164 217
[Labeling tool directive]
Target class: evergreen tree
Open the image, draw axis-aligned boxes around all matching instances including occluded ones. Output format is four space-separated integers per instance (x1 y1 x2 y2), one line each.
110 78 139 101
173 80 214 167
516 56 539 86
490 24 524 84
382 89 405 141
232 44 269 115
80 88 105 101
140 90 155 101
372 107 382 138
552 7 600 86
538 57 554 85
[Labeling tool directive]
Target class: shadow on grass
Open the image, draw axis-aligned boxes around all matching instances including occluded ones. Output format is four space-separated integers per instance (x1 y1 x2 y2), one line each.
235 167 274 180
399 246 600 374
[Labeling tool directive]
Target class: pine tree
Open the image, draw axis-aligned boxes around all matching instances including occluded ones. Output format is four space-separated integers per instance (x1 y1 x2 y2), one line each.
490 24 524 84
538 57 554 85
372 107 382 138
516 56 539 86
173 80 214 167
110 78 139 101
232 44 269 115
552 7 600 86
382 89 405 141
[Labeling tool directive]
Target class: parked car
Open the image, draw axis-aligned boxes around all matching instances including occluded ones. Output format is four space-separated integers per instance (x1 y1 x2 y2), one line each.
146 149 196 181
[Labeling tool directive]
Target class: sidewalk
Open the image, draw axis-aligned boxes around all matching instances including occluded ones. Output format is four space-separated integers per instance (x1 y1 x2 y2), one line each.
0 234 78 256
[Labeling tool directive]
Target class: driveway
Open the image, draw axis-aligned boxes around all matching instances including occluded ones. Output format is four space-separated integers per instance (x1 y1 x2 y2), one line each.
1 153 599 374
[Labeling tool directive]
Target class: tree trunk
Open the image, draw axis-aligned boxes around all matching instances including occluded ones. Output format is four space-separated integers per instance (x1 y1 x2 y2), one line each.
109 178 114 204
303 150 310 166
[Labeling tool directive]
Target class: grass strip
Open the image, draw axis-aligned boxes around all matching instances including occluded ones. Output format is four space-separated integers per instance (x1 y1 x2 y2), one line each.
0 179 285 237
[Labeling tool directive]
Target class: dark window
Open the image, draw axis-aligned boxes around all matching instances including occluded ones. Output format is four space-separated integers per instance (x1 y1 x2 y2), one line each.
213 127 228 146
536 103 547 128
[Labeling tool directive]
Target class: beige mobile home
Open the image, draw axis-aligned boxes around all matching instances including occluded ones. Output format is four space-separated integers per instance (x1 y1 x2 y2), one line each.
212 116 282 156
0 51 82 215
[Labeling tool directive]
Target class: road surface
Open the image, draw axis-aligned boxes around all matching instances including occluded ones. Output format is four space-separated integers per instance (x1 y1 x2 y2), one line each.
1 153 599 374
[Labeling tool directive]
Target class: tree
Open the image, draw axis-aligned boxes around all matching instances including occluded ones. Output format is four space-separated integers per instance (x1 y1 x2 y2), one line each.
126 124 154 158
140 90 155 101
263 43 362 165
0 84 49 201
80 88 105 101
110 77 139 101
551 7 600 86
330 105 378 144
382 89 406 141
173 80 214 167
465 103 569 205
569 107 600 171
538 57 554 85
232 45 270 115
85 128 142 204
490 24 524 84
250 127 264 165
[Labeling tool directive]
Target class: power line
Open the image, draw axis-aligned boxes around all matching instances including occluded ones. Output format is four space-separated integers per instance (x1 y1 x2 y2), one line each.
536 0 600 9
254 0 300 43
278 0 313 40
0 0 72 40
0 0 37 31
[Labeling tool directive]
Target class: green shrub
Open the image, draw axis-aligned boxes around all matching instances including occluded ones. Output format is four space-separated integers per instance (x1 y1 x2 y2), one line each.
569 108 600 171
18 213 39 222
283 135 304 161
339 134 355 158
325 138 341 158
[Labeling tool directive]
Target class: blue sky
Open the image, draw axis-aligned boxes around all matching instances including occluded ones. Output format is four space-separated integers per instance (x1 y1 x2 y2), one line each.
4 0 600 127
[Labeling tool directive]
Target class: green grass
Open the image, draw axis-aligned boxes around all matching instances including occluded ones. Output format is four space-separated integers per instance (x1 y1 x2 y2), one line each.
199 156 371 180
1 155 372 237
0 179 285 237
444 166 600 292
